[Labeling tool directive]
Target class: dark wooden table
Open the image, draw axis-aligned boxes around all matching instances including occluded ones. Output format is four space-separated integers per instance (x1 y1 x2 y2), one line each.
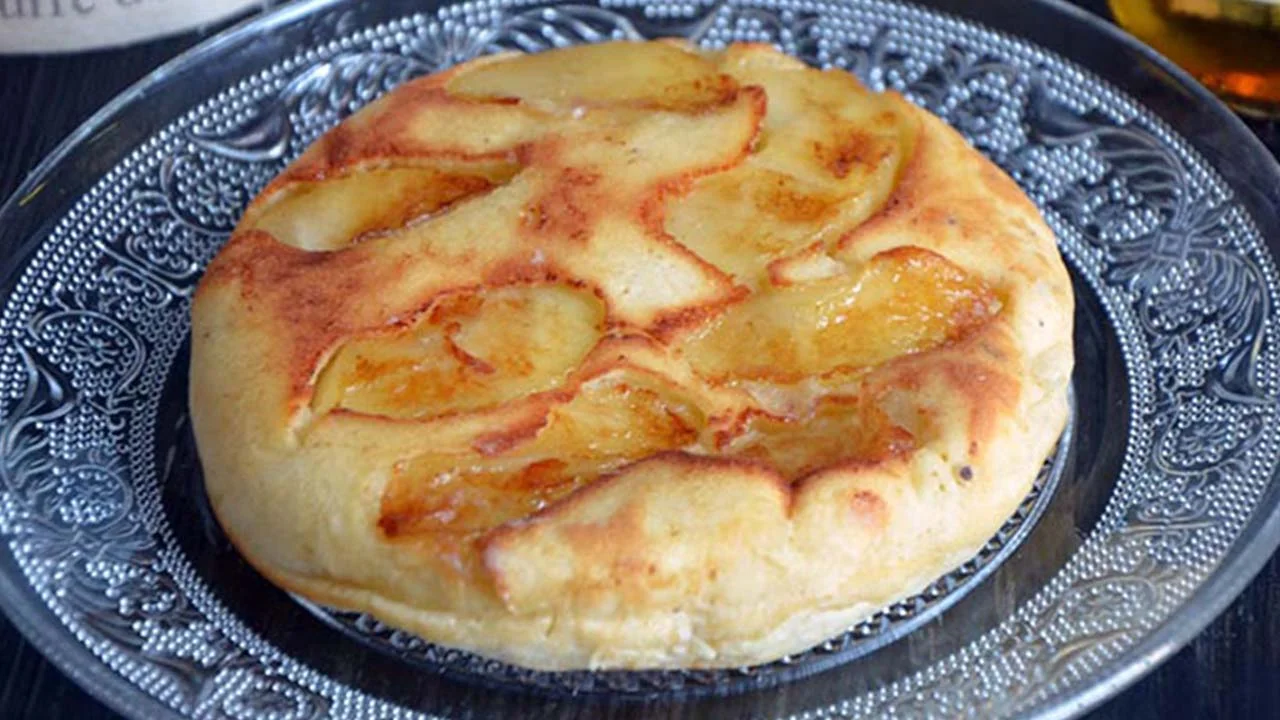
1 1 1277 718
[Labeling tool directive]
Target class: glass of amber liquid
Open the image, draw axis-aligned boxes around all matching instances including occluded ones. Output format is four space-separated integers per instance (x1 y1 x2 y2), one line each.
1110 0 1280 116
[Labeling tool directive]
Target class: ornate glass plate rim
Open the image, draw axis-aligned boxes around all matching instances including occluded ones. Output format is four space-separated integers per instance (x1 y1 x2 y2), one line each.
1 0 1279 718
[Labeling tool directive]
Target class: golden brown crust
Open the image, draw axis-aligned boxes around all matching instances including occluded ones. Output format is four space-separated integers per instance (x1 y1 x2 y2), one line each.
190 41 1073 670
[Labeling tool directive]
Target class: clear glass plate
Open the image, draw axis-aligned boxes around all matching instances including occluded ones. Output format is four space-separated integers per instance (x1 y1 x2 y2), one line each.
0 1 1278 718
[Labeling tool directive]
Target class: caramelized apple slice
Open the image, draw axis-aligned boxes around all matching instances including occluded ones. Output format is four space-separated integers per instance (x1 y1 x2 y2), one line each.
446 41 735 111
312 284 605 419
525 372 704 459
243 160 520 251
722 396 914 479
717 44 915 194
666 167 850 281
379 372 704 537
681 246 1001 383
667 47 915 282
379 456 596 536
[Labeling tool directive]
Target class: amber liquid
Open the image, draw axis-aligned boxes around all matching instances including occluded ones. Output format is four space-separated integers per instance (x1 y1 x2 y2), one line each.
1109 0 1280 115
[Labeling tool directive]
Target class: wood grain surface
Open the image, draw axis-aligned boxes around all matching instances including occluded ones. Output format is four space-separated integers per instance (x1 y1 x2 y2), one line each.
0 1 1275 718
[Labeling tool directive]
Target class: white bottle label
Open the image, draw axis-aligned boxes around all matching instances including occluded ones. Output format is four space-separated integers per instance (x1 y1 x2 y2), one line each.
0 0 265 54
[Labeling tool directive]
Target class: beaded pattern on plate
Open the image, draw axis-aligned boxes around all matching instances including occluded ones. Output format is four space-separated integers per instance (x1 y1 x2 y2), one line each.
0 0 1276 717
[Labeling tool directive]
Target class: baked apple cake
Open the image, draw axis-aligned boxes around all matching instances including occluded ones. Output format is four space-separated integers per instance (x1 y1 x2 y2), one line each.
189 40 1074 670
